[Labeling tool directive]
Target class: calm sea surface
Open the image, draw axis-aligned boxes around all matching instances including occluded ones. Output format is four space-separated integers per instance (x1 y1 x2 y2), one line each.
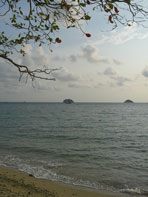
0 103 148 196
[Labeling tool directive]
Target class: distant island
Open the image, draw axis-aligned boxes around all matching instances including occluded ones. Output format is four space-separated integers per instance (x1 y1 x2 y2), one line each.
63 99 74 104
124 99 134 103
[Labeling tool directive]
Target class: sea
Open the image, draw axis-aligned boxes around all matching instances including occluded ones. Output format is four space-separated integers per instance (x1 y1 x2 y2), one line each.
0 102 148 196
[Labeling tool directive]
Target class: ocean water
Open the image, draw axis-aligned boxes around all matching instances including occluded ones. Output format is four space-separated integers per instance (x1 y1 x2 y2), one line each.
0 102 148 196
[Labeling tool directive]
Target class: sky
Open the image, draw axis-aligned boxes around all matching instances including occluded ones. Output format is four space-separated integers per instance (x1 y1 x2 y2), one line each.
1 2 148 102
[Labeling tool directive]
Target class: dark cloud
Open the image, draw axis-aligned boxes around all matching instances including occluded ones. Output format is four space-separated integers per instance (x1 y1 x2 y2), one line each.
52 55 65 62
94 83 104 88
102 67 131 87
142 66 148 78
112 59 123 65
104 67 117 76
68 83 90 88
111 76 131 86
69 55 77 62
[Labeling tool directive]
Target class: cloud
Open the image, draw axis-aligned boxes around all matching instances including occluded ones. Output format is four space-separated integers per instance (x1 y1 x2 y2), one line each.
98 67 118 76
94 24 148 45
21 45 52 69
68 83 90 88
50 44 122 66
69 55 77 62
52 55 65 62
94 83 104 88
0 45 81 94
79 45 122 65
0 45 60 92
0 59 20 89
18 45 63 83
112 59 123 65
104 67 117 76
142 66 148 78
52 67 79 82
34 80 61 91
101 67 131 87
111 76 131 86
80 45 110 64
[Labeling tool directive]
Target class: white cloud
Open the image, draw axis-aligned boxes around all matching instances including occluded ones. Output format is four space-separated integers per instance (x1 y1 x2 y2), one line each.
0 59 20 88
94 24 148 45
21 46 52 69
80 44 110 64
0 45 60 92
0 72 28 94
78 44 122 65
34 80 61 91
50 44 122 66
52 67 80 82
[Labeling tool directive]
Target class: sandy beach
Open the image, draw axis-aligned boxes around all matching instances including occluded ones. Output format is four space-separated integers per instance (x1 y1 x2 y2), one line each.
0 167 130 197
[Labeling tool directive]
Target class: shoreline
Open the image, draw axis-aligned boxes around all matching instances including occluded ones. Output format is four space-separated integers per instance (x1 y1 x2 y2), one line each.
0 166 130 197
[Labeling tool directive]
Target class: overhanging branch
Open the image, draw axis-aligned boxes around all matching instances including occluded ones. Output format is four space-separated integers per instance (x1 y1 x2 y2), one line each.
0 54 58 81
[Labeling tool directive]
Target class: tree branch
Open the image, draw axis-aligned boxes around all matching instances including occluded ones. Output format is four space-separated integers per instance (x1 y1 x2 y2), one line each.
0 54 58 81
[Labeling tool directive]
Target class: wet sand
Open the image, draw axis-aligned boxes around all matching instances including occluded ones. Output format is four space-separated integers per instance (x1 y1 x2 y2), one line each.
0 167 129 197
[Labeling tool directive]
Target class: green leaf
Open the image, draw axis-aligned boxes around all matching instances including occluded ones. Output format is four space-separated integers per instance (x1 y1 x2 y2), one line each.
53 25 59 30
79 3 86 7
85 15 91 20
45 25 49 30
125 0 131 4
48 37 53 42
25 16 29 20
45 14 50 20
20 10 23 15
38 12 44 16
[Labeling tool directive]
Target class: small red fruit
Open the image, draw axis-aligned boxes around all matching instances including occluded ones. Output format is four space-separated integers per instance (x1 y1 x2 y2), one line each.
20 49 25 55
109 15 112 22
114 7 119 14
85 33 91 38
58 39 62 43
16 0 19 2
62 2 67 7
56 38 62 43
87 0 90 5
